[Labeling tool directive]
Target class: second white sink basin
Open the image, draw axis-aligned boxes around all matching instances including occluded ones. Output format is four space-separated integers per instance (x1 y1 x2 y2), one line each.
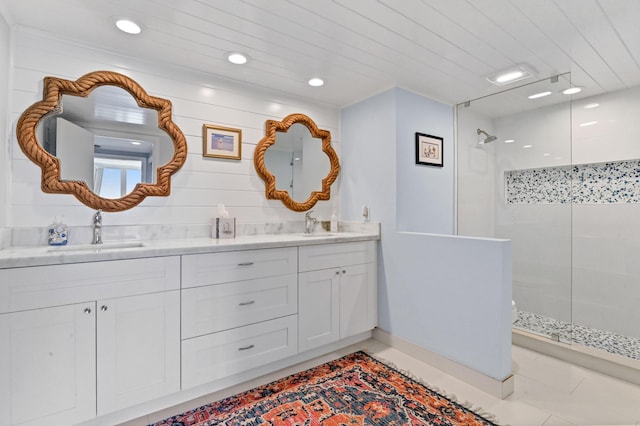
47 241 144 252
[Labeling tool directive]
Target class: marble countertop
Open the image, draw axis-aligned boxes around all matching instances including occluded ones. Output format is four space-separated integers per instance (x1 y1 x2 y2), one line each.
0 231 380 269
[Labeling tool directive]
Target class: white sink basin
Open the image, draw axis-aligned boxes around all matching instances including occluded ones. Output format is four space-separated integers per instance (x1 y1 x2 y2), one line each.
47 241 144 252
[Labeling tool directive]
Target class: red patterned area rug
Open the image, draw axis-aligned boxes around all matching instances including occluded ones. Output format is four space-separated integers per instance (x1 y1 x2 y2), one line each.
151 351 499 426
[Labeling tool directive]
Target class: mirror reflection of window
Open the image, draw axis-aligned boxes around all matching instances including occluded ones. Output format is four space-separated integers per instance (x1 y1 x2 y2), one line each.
94 158 142 199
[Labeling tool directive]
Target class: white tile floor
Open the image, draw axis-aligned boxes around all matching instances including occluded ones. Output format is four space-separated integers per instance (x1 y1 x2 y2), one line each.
128 338 640 426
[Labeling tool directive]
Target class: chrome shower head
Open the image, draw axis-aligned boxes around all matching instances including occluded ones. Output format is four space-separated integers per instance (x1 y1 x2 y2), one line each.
477 128 497 144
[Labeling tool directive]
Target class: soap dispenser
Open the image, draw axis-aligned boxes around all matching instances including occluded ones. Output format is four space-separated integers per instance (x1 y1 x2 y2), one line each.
330 211 338 232
48 216 68 246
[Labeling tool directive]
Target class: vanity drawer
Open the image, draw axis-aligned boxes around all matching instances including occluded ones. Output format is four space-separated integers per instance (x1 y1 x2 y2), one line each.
181 247 297 288
181 315 297 389
181 273 297 338
0 256 180 314
299 241 376 272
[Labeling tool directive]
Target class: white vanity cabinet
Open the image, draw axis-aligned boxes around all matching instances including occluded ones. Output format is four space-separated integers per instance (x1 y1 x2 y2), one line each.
0 257 181 426
298 241 377 352
0 233 379 425
181 247 299 389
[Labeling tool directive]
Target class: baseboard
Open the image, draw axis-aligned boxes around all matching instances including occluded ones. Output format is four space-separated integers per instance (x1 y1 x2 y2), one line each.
513 328 640 386
372 329 514 399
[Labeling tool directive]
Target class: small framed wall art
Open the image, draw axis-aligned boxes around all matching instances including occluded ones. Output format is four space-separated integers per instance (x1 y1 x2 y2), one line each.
203 124 242 160
415 132 443 167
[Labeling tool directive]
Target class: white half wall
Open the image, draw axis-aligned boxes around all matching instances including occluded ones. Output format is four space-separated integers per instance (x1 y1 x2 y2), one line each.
384 232 512 380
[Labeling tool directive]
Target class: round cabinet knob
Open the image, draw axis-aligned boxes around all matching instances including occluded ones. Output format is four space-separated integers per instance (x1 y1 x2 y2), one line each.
342 270 346 274
84 308 92 314
100 305 108 312
335 271 340 275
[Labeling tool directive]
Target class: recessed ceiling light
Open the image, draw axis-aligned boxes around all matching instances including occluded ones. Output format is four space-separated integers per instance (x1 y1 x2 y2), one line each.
226 52 249 65
308 77 324 87
579 121 598 127
528 91 552 99
486 65 534 86
115 19 141 34
562 87 582 95
504 139 515 143
130 141 142 145
522 145 533 148
584 103 600 109
543 153 551 156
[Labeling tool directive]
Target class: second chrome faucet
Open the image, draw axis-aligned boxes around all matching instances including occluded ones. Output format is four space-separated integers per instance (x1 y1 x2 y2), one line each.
304 210 318 234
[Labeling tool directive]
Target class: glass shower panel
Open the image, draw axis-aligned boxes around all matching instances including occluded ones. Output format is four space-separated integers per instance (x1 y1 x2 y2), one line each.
457 74 573 342
570 87 640 359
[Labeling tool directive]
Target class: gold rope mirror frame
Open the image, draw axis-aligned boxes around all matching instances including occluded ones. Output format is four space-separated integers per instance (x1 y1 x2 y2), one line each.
254 113 340 212
16 70 188 212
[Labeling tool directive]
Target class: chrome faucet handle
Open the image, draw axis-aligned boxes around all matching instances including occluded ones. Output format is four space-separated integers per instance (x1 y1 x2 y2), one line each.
93 209 102 226
92 210 103 244
304 210 318 234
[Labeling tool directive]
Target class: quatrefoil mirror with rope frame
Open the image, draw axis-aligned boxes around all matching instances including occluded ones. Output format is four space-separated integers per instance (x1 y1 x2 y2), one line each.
16 70 188 212
254 113 340 212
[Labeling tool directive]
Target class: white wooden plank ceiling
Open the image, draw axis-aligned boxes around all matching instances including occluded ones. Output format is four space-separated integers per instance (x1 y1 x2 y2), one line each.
1 0 639 113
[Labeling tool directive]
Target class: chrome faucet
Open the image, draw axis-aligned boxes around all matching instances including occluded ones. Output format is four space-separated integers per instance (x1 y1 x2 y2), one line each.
92 210 103 244
304 210 318 234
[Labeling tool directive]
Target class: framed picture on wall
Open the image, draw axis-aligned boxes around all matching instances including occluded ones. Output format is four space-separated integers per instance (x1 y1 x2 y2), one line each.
203 124 242 160
415 132 443 167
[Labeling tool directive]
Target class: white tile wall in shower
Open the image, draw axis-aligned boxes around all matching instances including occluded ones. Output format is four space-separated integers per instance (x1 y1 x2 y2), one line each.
496 86 640 357
456 108 497 238
498 204 572 323
505 162 640 339
572 204 640 340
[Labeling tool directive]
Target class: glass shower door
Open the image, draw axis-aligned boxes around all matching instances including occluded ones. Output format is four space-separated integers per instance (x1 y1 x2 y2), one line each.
456 74 573 343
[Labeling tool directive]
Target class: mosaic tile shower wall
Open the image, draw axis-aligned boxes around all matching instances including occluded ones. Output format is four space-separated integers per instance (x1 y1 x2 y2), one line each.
505 160 640 204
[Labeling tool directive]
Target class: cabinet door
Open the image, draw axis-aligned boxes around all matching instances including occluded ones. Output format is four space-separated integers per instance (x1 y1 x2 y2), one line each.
0 303 96 426
97 291 180 415
298 269 340 352
340 263 377 338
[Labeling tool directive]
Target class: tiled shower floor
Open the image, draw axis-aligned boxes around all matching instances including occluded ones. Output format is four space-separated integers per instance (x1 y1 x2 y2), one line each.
514 310 640 361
